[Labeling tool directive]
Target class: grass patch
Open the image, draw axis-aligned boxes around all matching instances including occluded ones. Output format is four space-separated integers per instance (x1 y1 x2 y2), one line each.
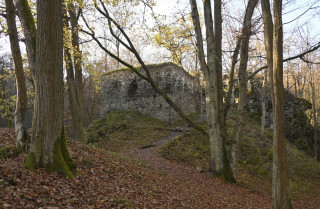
171 112 201 126
85 111 171 152
158 127 209 168
159 110 320 199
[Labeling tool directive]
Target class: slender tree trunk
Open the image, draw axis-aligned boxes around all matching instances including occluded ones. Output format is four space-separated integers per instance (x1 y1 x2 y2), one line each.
224 37 240 122
214 0 234 182
310 79 318 161
261 0 274 106
189 0 234 182
63 3 83 142
293 77 297 97
286 73 289 90
272 0 290 207
5 0 29 152
25 0 75 178
15 0 36 84
64 1 85 142
230 0 258 177
299 75 306 98
261 68 268 133
203 0 223 175
0 77 14 127
116 39 120 69
316 109 319 161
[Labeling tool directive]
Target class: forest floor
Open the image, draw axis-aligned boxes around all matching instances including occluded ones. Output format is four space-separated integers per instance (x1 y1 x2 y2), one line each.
1 119 319 208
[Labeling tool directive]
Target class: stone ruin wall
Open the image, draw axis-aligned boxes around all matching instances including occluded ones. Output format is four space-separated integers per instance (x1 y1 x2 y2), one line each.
100 62 202 121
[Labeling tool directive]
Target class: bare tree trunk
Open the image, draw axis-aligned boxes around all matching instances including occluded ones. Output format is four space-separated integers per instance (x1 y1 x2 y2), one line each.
299 75 306 98
0 77 14 127
116 39 120 69
25 0 75 178
203 0 224 176
272 0 290 207
189 0 234 182
286 73 289 90
293 76 297 97
316 109 319 161
5 0 29 152
224 37 240 124
310 79 318 161
15 0 36 83
63 4 83 142
65 1 85 142
230 0 258 178
261 68 268 133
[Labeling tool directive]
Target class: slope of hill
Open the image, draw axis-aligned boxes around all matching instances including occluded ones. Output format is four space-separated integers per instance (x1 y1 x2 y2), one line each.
1 127 271 208
1 110 319 208
158 111 320 208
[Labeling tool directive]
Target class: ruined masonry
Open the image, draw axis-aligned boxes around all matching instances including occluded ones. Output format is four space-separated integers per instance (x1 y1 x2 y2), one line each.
100 62 202 121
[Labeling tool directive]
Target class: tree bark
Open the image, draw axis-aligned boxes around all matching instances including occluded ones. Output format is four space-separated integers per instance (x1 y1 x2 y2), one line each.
230 0 258 178
0 75 14 127
261 0 274 106
5 0 29 152
310 79 318 161
203 0 224 176
188 0 234 182
272 0 290 207
63 1 85 142
25 0 75 178
15 0 36 83
261 68 268 133
224 37 240 122
261 0 274 135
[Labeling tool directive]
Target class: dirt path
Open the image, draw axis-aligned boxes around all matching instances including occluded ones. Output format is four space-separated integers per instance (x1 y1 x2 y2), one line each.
124 117 273 209
126 113 206 171
126 125 188 171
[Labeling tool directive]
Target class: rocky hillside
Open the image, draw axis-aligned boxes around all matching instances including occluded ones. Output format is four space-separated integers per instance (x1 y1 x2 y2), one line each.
248 78 316 155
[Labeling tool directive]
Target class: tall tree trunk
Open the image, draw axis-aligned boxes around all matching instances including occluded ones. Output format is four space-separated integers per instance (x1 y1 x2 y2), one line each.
15 0 36 84
189 0 234 182
63 3 81 142
286 73 289 90
64 1 85 142
230 0 258 177
261 68 268 133
316 109 319 162
25 0 75 178
213 0 234 182
0 76 14 127
224 37 240 122
299 75 306 98
261 0 274 106
272 0 290 207
310 79 318 161
203 0 222 177
5 0 29 152
293 76 297 97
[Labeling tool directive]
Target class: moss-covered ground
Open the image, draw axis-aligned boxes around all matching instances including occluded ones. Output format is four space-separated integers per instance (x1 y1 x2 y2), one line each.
85 111 173 152
158 110 320 200
85 110 320 201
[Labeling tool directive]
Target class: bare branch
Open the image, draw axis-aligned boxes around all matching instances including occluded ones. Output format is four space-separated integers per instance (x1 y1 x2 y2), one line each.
81 9 208 136
248 42 320 80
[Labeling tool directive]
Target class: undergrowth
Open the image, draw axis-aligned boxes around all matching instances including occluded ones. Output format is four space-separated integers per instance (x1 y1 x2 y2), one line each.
159 110 320 200
85 111 171 152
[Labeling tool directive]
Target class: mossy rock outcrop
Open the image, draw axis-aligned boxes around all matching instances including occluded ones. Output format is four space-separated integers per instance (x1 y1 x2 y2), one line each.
247 78 317 156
